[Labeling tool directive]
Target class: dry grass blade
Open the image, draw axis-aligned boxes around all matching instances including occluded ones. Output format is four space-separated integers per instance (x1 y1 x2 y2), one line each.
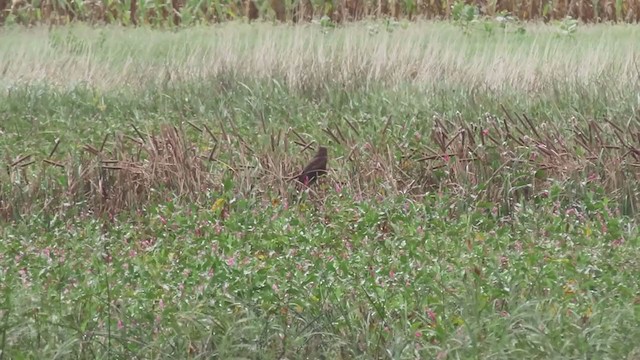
186 121 203 133
48 138 61 158
43 159 64 168
507 133 526 147
522 114 542 140
124 135 144 146
131 123 146 143
290 128 308 145
444 129 464 151
344 117 360 137
99 134 109 152
380 116 393 142
83 144 102 156
208 142 219 161
335 125 348 144
203 124 217 144
219 119 229 144
10 154 32 167
322 127 341 145
298 141 316 153
270 132 277 153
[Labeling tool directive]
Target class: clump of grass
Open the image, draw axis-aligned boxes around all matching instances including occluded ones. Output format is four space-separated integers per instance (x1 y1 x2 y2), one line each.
3 102 640 221
1 124 220 221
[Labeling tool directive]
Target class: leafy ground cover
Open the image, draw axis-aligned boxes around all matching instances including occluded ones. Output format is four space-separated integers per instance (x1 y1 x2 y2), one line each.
1 22 640 359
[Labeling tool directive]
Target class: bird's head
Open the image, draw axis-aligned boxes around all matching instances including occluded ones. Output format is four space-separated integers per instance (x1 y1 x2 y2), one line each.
317 146 328 158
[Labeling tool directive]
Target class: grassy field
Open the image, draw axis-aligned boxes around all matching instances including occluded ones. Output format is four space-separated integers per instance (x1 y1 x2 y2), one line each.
1 21 640 359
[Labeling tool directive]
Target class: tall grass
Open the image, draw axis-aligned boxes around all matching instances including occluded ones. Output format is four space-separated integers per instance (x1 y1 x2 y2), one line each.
1 22 639 92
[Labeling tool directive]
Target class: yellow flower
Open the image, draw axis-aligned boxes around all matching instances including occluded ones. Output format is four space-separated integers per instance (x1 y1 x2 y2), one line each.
211 198 226 212
563 279 578 296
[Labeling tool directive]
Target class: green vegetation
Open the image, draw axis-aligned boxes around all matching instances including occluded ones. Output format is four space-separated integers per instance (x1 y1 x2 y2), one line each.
1 22 640 359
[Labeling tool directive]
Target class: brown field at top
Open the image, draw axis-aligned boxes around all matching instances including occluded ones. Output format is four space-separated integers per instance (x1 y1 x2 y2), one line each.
2 0 640 26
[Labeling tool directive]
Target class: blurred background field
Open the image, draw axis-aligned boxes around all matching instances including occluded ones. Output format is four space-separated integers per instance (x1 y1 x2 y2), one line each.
2 0 640 26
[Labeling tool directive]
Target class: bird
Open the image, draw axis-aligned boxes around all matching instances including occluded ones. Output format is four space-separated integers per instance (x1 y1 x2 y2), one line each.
297 146 328 186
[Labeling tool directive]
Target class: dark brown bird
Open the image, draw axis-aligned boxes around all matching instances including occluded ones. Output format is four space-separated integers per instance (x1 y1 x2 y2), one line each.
297 146 328 186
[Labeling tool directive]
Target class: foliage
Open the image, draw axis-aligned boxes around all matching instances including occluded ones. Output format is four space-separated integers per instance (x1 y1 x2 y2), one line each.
1 23 640 359
1 0 639 26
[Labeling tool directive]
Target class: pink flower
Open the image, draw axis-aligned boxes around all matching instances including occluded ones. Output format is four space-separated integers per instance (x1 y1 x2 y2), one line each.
611 238 625 248
426 308 437 323
226 257 235 267
415 331 422 338
117 319 124 330
482 129 490 136
335 182 342 193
